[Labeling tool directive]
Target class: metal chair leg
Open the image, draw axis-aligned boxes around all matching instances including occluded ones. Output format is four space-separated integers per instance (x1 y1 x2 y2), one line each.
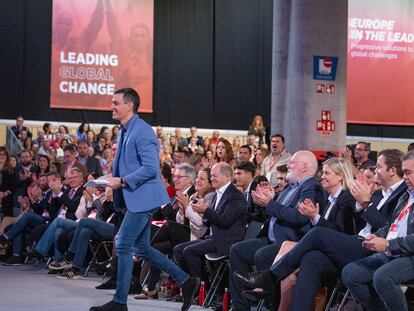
203 262 229 307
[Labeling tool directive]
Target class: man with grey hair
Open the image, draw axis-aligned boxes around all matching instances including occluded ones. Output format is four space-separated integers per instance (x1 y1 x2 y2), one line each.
176 162 247 279
161 163 196 221
230 150 325 311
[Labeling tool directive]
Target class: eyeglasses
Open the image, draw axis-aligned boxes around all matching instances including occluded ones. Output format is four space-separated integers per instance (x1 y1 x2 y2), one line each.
173 175 190 180
367 165 377 173
354 148 367 152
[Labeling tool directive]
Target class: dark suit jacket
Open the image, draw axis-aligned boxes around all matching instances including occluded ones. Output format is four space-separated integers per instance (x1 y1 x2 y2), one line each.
48 186 84 221
32 190 53 217
203 183 247 254
84 156 103 178
316 189 356 235
247 181 267 223
355 181 407 233
0 168 17 217
259 176 325 247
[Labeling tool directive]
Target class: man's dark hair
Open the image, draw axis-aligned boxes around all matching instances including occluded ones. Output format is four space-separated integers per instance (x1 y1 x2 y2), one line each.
161 162 172 184
114 88 140 113
276 164 288 174
271 134 285 144
46 171 60 179
19 149 32 158
408 143 414 152
78 140 90 147
378 149 404 178
235 161 256 177
63 144 77 153
240 145 252 155
357 141 371 152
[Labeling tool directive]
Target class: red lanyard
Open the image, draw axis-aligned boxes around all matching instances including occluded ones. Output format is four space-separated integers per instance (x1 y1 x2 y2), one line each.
396 200 411 222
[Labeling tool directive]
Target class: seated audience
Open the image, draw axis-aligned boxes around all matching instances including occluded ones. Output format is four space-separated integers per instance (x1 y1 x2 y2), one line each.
59 144 88 181
0 172 56 264
234 149 406 311
135 167 213 299
342 141 376 177
0 146 17 217
175 162 247 280
229 150 324 311
253 147 270 177
260 135 291 188
77 140 103 178
48 187 116 279
342 150 414 311
234 161 266 223
34 168 84 260
238 145 253 163
214 138 236 167
242 157 356 310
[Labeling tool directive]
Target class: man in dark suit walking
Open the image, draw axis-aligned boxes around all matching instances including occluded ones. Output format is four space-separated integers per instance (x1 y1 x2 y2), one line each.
177 162 247 278
229 150 325 311
90 88 199 311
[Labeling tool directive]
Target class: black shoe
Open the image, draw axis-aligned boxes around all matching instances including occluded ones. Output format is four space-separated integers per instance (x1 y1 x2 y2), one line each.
27 249 43 260
181 277 200 311
234 270 278 289
96 277 116 290
2 255 23 266
89 300 128 311
0 235 8 250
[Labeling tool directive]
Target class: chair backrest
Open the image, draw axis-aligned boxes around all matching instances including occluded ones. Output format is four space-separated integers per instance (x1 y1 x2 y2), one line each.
244 220 264 240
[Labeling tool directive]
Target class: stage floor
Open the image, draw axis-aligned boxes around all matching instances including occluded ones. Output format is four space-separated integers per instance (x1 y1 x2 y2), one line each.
0 264 213 311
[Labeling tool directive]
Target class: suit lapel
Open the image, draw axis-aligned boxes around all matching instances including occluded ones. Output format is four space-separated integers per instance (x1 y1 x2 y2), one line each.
383 182 405 207
215 185 231 212
323 189 344 221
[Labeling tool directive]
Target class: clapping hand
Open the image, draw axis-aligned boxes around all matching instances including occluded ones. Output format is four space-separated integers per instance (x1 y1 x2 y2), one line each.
192 198 208 215
340 147 353 162
297 199 319 220
176 191 190 214
252 182 275 207
351 174 374 205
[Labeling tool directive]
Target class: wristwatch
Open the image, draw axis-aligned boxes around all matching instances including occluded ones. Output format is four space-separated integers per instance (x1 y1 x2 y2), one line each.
120 177 126 187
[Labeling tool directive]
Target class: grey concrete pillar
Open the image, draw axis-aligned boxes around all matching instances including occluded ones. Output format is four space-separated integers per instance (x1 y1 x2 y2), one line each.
271 0 348 153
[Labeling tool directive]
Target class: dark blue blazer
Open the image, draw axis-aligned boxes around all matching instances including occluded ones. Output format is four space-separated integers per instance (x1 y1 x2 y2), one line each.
259 176 325 247
203 183 247 254
356 181 407 233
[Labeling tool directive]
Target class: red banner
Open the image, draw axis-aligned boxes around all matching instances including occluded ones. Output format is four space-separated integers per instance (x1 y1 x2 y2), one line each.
347 0 414 125
50 0 154 112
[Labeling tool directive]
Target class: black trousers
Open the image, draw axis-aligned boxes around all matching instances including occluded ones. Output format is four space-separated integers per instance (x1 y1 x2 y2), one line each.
174 238 217 279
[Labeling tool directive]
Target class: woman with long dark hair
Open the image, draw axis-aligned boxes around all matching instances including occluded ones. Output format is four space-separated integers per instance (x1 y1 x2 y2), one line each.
0 146 17 217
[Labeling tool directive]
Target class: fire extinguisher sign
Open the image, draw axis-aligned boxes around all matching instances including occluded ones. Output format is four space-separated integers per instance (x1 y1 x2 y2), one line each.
316 110 336 136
